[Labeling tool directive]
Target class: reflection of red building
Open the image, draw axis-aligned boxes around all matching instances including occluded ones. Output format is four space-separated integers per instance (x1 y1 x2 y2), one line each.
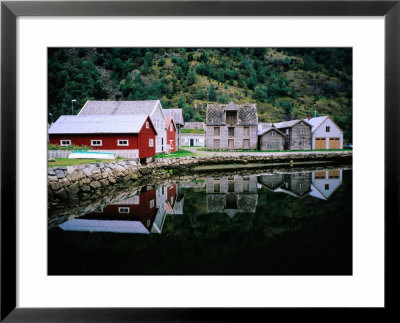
165 117 177 153
165 184 177 213
59 188 160 234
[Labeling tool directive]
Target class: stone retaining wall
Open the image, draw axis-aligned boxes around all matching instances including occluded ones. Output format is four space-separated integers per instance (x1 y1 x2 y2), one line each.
48 151 352 200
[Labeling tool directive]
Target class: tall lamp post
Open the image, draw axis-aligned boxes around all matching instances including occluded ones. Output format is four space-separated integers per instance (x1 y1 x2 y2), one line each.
71 99 77 115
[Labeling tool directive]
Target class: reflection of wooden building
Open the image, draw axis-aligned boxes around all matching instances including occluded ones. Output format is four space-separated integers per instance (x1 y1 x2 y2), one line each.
258 173 285 191
309 169 343 200
206 175 258 217
258 172 311 198
58 188 161 234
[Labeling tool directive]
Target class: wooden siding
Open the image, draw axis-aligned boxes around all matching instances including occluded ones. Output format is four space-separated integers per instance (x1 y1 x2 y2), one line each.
287 122 312 150
49 133 139 150
166 121 177 152
259 131 284 151
205 125 257 150
49 116 156 158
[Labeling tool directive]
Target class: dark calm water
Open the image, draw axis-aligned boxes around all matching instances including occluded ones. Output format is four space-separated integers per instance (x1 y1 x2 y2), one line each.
48 167 352 275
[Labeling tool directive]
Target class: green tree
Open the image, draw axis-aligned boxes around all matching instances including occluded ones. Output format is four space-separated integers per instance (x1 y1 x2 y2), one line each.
208 84 217 101
178 94 185 108
186 69 197 85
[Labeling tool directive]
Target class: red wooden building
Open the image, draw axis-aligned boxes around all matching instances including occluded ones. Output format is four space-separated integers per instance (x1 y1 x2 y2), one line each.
48 115 157 159
164 116 177 153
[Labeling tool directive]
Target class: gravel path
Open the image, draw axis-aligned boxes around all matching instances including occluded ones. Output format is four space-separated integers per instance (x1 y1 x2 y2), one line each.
184 146 349 157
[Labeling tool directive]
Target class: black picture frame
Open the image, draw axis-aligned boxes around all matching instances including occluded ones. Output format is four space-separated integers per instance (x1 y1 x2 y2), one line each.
1 0 399 321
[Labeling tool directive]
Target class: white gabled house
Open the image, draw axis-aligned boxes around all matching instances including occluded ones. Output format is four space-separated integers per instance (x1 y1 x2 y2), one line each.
78 99 167 153
305 116 343 150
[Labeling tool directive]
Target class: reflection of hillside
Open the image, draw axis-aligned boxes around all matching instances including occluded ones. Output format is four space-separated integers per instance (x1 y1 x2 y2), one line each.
206 175 258 217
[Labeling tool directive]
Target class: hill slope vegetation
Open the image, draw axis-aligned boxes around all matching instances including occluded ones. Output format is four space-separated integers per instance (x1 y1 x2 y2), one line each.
48 47 352 141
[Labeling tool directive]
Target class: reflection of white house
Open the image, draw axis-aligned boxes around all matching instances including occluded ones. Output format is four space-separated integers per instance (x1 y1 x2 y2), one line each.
78 99 167 153
309 169 343 200
305 116 343 149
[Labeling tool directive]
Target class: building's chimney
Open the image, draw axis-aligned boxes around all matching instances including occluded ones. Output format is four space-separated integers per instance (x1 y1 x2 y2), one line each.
307 114 311 121
115 95 121 101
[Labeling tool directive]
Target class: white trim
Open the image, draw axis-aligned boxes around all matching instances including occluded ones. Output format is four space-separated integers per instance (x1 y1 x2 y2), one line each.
117 139 129 146
77 100 88 115
149 138 154 147
90 139 102 146
60 139 71 146
118 207 130 213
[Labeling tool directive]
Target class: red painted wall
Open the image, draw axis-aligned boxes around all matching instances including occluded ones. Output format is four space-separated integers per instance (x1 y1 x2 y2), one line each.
166 121 177 152
138 118 157 158
49 116 157 158
167 184 177 208
83 189 158 232
49 133 138 150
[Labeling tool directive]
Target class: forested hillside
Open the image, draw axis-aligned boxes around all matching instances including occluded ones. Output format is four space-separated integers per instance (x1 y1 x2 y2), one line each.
48 47 352 140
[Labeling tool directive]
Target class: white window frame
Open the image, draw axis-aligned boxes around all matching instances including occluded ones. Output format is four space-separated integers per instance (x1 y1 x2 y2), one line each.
170 196 174 205
150 199 155 208
170 123 173 131
90 139 103 146
149 138 154 147
146 121 149 129
117 139 129 146
270 131 276 136
299 128 305 134
118 207 130 213
60 140 71 146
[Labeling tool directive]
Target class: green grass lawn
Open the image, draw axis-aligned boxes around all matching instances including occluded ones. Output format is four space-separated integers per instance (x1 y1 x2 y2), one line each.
48 157 122 167
154 149 196 159
196 148 352 153
181 128 205 134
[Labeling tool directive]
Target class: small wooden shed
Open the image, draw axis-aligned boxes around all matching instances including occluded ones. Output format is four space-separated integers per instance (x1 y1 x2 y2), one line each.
258 127 285 151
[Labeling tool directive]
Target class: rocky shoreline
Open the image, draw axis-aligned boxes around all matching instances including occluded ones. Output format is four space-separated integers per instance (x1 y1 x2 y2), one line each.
48 151 352 201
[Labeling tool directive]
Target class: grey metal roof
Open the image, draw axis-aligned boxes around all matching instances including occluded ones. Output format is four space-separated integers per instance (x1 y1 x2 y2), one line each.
163 109 184 125
78 100 159 116
258 122 273 131
183 122 205 129
303 116 331 133
206 103 258 126
258 127 285 137
59 219 150 234
273 119 312 129
48 115 154 134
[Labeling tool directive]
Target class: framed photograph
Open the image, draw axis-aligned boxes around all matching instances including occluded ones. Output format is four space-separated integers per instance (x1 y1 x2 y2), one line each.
1 0 399 321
